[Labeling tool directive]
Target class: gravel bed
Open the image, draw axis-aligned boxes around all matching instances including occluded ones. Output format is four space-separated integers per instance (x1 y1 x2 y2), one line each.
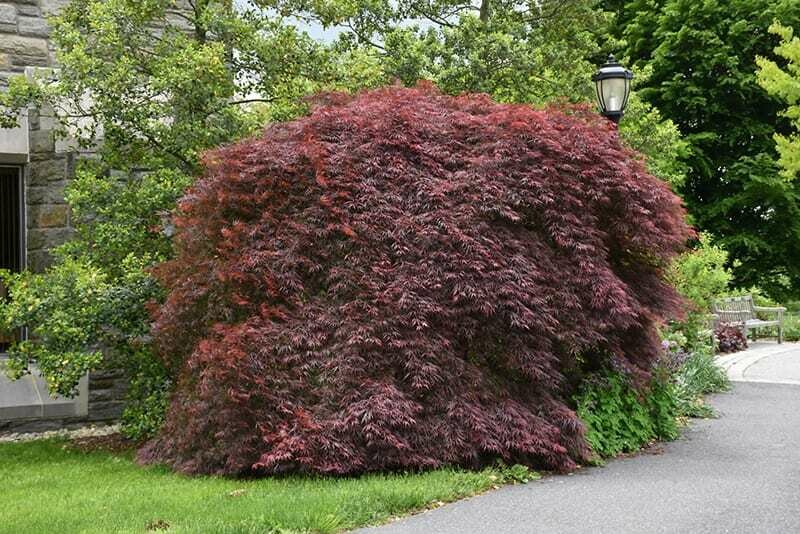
0 424 121 443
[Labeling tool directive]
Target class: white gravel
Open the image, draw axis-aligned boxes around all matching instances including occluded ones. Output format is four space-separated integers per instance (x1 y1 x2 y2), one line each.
0 424 121 443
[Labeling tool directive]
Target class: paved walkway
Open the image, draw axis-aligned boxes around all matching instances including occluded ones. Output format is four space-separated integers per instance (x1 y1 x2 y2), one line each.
359 342 800 534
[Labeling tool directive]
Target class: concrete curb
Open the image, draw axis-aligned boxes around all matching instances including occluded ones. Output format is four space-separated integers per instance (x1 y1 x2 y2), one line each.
717 342 800 385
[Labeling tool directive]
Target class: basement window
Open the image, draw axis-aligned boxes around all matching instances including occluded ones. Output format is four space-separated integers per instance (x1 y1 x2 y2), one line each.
0 165 24 354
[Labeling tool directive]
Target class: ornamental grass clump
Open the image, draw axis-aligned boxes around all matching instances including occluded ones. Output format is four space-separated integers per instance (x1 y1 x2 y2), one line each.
139 84 690 476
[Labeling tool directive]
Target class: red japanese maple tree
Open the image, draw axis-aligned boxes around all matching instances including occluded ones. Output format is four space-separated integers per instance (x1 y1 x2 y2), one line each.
138 84 690 475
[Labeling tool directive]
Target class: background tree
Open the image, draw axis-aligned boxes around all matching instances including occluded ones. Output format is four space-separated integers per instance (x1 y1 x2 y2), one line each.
267 0 607 103
612 0 800 298
758 22 800 181
267 0 689 188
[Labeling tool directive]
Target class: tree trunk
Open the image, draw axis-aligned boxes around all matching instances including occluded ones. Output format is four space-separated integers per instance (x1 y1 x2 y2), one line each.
479 0 491 22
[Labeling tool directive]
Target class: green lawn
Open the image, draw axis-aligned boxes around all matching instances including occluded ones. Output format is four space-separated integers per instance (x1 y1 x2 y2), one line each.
0 439 518 534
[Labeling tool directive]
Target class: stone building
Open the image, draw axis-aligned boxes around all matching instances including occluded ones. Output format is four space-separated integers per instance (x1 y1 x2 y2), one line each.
0 0 127 433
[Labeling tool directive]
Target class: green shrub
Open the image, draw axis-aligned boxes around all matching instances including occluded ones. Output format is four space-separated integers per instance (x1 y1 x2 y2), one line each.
575 369 679 459
664 233 732 353
662 312 715 355
119 351 171 440
782 313 800 341
0 250 171 440
0 259 107 395
647 374 681 441
668 233 732 310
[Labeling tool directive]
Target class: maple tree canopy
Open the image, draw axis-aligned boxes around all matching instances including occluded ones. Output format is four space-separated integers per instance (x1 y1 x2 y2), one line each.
139 84 690 475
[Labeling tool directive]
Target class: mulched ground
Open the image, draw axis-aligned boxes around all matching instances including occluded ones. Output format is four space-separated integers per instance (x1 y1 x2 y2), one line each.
69 433 144 454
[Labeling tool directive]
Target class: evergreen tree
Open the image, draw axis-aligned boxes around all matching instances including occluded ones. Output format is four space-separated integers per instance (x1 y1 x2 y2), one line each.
616 0 800 297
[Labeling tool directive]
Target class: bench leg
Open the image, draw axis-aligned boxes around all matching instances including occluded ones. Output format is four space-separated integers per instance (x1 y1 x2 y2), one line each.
779 325 783 344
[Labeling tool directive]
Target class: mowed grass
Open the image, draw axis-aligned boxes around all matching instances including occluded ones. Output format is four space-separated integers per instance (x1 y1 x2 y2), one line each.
0 439 508 534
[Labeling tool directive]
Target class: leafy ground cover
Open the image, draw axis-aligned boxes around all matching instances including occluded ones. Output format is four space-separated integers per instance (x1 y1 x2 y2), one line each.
0 439 527 534
575 346 731 460
672 351 730 419
575 370 679 459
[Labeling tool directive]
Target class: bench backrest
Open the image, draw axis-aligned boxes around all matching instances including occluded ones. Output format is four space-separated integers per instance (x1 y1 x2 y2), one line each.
712 295 756 322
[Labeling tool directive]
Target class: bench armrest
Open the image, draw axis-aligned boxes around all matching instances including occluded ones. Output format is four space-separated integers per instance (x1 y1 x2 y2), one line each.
753 306 786 314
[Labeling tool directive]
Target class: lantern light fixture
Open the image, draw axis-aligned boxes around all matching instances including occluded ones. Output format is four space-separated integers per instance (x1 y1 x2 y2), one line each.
592 54 633 124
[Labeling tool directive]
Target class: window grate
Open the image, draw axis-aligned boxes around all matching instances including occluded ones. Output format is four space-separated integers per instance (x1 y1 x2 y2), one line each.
0 165 23 353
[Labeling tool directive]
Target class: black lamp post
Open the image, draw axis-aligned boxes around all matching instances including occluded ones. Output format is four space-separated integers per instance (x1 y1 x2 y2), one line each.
592 54 633 124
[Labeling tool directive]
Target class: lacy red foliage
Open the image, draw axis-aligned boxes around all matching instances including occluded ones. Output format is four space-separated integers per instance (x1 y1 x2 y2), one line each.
715 324 748 353
138 84 690 476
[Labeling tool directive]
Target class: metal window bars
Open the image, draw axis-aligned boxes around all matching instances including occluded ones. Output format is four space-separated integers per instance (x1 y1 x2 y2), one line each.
0 165 23 353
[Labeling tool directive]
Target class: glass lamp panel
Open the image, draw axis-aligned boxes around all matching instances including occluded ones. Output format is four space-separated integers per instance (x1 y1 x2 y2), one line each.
622 78 631 109
594 80 604 111
600 77 627 112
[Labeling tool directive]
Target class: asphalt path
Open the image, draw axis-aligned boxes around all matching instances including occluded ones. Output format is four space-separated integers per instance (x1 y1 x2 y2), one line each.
359 344 800 534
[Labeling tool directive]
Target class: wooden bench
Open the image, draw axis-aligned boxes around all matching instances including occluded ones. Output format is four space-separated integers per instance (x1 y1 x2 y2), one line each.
711 295 785 343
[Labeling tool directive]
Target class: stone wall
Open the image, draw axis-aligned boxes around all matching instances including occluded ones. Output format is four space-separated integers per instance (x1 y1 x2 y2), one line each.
0 1 59 88
26 104 75 271
0 372 128 434
87 369 128 421
25 103 78 271
1 2 73 271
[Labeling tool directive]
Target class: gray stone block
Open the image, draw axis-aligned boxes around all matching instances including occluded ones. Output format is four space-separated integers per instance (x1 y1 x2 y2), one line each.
0 416 98 434
41 0 70 17
0 364 87 422
26 227 73 250
16 5 41 17
89 389 113 403
88 380 128 403
28 151 61 163
0 418 74 433
91 368 127 381
25 249 54 272
65 152 77 178
0 374 42 421
87 401 125 421
0 3 17 25
26 183 66 204
0 67 24 85
27 157 66 185
18 16 50 38
10 52 49 67
27 203 69 228
26 106 39 129
88 378 116 390
28 129 55 153
0 35 48 62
